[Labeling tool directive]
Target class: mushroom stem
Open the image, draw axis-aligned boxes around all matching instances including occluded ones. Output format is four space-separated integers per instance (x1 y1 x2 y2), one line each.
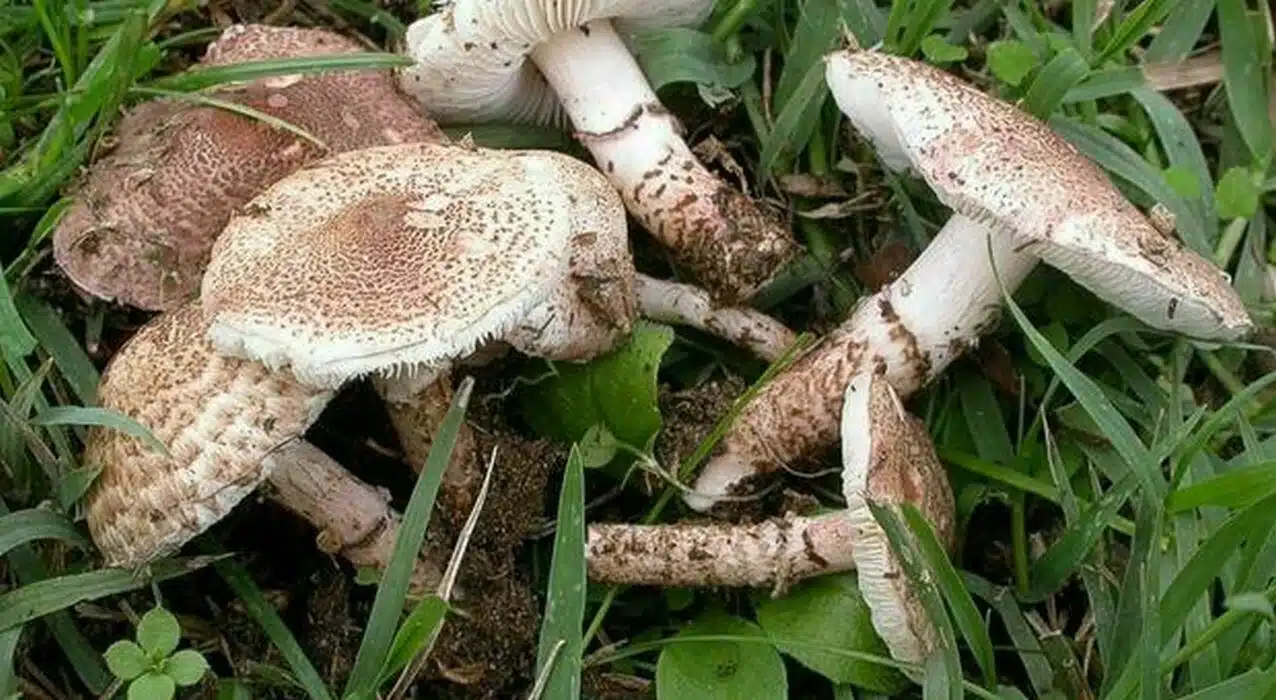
586 511 855 591
530 19 799 303
374 372 482 532
685 214 1038 511
264 439 445 597
634 273 798 362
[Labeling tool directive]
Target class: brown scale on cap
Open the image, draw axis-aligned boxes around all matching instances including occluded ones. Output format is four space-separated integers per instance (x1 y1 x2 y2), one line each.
52 23 445 311
84 303 333 567
200 142 581 389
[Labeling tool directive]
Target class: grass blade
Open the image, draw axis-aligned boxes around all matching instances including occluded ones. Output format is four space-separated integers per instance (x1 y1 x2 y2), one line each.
1217 0 1274 164
993 242 1161 498
0 273 36 360
15 293 100 406
1022 48 1090 118
0 508 87 557
1168 461 1276 512
145 53 414 92
898 504 997 688
343 376 474 698
30 405 167 454
210 555 332 700
0 556 219 631
533 444 587 700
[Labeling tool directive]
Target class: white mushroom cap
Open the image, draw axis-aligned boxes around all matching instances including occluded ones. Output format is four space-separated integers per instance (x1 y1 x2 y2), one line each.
399 0 711 125
841 370 955 669
825 49 1253 341
84 303 333 567
200 142 584 389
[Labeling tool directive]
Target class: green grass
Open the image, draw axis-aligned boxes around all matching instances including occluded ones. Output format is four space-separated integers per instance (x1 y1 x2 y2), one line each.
2 0 1276 698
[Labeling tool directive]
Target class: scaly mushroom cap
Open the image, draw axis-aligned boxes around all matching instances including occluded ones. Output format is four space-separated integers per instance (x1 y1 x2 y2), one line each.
52 24 445 311
824 49 1252 341
840 370 955 668
84 302 333 568
398 0 712 126
200 142 584 389
505 151 637 360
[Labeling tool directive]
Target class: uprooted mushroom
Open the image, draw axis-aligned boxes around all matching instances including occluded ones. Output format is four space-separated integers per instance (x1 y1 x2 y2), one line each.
683 47 1254 512
588 369 956 670
52 23 446 311
84 302 447 595
398 0 803 304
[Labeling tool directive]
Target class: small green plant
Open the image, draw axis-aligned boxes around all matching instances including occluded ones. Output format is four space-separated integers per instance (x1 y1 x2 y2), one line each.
103 607 209 700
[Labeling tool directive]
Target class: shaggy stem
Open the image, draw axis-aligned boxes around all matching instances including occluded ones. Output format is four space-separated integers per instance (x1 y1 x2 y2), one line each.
635 273 797 362
587 511 855 592
530 19 799 303
686 214 1039 511
263 440 445 597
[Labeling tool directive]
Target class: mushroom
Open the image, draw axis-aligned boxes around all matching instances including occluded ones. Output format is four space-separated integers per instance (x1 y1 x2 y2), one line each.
84 303 445 594
198 141 637 518
682 47 1254 511
398 0 802 304
587 370 955 667
52 23 446 311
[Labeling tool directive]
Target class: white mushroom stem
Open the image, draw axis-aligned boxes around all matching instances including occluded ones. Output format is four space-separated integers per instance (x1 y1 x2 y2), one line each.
686 214 1038 511
263 440 444 596
586 511 855 592
635 273 798 362
530 19 798 303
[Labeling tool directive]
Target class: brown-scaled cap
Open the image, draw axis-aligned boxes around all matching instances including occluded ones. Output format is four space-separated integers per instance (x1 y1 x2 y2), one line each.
52 24 445 311
84 302 333 567
200 142 609 388
825 49 1252 341
840 369 955 669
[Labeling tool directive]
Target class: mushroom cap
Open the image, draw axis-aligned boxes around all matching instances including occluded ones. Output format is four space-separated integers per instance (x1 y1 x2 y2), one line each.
84 302 333 568
51 24 444 311
398 0 712 126
840 369 955 668
200 141 589 389
505 151 637 360
824 49 1253 341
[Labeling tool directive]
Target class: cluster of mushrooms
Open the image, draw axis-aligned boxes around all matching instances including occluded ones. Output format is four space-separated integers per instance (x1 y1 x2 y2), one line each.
53 0 1255 686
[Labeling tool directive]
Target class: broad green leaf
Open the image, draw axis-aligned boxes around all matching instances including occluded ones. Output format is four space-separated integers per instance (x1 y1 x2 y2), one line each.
533 445 587 700
136 608 181 660
575 424 620 468
162 650 209 686
1164 165 1202 199
0 508 87 557
656 613 787 700
519 322 673 457
629 28 755 92
104 640 148 681
127 672 175 700
920 35 968 63
985 40 1038 87
1022 48 1089 118
1215 167 1262 220
755 574 908 693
